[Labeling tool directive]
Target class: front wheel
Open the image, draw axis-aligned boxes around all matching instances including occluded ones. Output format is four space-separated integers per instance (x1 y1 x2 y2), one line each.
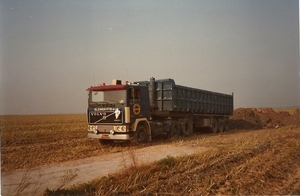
134 125 148 143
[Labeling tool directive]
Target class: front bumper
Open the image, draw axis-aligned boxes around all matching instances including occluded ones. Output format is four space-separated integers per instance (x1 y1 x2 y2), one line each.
88 133 130 140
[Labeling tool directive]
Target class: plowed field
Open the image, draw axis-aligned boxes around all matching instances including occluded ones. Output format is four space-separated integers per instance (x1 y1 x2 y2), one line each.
1 108 300 195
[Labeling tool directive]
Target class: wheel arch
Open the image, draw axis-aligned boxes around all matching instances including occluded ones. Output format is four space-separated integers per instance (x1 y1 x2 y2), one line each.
132 118 152 142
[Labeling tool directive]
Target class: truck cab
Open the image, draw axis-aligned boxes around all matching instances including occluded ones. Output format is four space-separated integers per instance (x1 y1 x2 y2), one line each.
87 80 151 144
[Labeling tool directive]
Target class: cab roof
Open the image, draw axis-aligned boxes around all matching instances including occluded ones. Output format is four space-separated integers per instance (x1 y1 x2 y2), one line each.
87 85 127 91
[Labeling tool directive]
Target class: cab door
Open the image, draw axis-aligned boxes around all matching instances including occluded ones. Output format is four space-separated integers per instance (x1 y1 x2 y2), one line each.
128 86 150 119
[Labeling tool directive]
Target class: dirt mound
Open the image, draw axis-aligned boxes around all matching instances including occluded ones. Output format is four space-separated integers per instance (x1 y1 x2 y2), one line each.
229 108 300 130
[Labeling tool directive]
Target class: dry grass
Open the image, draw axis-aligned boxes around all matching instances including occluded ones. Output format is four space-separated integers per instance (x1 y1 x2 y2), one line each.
12 168 51 196
1 114 133 172
120 145 140 170
2 114 300 195
46 127 300 195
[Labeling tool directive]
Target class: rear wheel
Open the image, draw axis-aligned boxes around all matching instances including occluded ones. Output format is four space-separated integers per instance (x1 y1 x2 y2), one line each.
212 118 219 133
223 119 229 132
168 121 180 139
219 120 224 132
180 118 193 136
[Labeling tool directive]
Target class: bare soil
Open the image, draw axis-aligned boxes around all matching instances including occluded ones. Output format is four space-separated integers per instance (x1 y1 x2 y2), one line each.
229 108 300 129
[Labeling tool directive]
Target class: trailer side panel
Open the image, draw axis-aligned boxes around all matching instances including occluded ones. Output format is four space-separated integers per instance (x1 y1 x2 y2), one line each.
139 78 233 116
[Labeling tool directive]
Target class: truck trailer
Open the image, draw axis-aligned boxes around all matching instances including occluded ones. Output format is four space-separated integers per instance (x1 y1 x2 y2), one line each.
87 77 233 144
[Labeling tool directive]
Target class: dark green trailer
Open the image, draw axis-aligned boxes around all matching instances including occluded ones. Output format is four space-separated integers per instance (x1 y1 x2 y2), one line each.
138 78 233 115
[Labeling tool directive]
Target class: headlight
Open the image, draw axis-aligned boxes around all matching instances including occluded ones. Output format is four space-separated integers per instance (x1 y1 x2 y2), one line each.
114 126 127 132
88 125 98 134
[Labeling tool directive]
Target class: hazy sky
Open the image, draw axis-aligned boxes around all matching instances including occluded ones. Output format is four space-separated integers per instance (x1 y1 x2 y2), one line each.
1 0 299 115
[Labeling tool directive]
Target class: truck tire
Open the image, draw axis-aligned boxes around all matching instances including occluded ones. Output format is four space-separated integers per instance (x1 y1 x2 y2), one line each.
212 118 218 133
134 125 148 143
168 121 180 139
219 120 224 132
224 119 229 132
180 118 193 136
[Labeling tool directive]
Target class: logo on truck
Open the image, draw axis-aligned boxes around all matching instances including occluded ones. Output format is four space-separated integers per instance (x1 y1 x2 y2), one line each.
89 108 123 124
133 104 141 115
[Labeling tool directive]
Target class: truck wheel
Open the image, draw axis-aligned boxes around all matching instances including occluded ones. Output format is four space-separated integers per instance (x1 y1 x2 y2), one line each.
134 125 148 143
212 119 218 133
219 120 224 132
224 120 229 132
99 139 113 145
168 121 180 139
180 118 193 136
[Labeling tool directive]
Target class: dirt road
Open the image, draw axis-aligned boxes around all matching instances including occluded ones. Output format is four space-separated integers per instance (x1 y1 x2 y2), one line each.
2 143 208 196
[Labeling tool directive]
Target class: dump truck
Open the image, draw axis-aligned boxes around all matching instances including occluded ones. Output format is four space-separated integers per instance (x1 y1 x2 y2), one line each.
87 77 233 144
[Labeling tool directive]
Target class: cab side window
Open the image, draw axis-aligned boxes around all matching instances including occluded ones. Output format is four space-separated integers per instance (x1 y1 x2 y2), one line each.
129 88 141 102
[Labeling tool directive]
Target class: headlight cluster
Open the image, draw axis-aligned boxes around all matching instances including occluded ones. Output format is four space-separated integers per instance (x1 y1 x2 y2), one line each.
114 126 127 132
88 125 98 134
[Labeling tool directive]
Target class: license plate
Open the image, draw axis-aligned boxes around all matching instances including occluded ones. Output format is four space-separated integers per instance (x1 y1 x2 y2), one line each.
101 135 110 140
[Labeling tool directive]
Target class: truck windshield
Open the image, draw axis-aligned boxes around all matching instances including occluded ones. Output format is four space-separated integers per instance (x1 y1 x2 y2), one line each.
90 90 126 104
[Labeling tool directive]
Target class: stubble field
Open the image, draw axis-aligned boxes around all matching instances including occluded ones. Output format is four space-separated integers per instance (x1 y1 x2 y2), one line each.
1 108 300 195
1 114 131 172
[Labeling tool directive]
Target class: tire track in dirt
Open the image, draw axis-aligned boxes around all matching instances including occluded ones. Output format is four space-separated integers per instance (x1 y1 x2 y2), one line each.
1 144 209 196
